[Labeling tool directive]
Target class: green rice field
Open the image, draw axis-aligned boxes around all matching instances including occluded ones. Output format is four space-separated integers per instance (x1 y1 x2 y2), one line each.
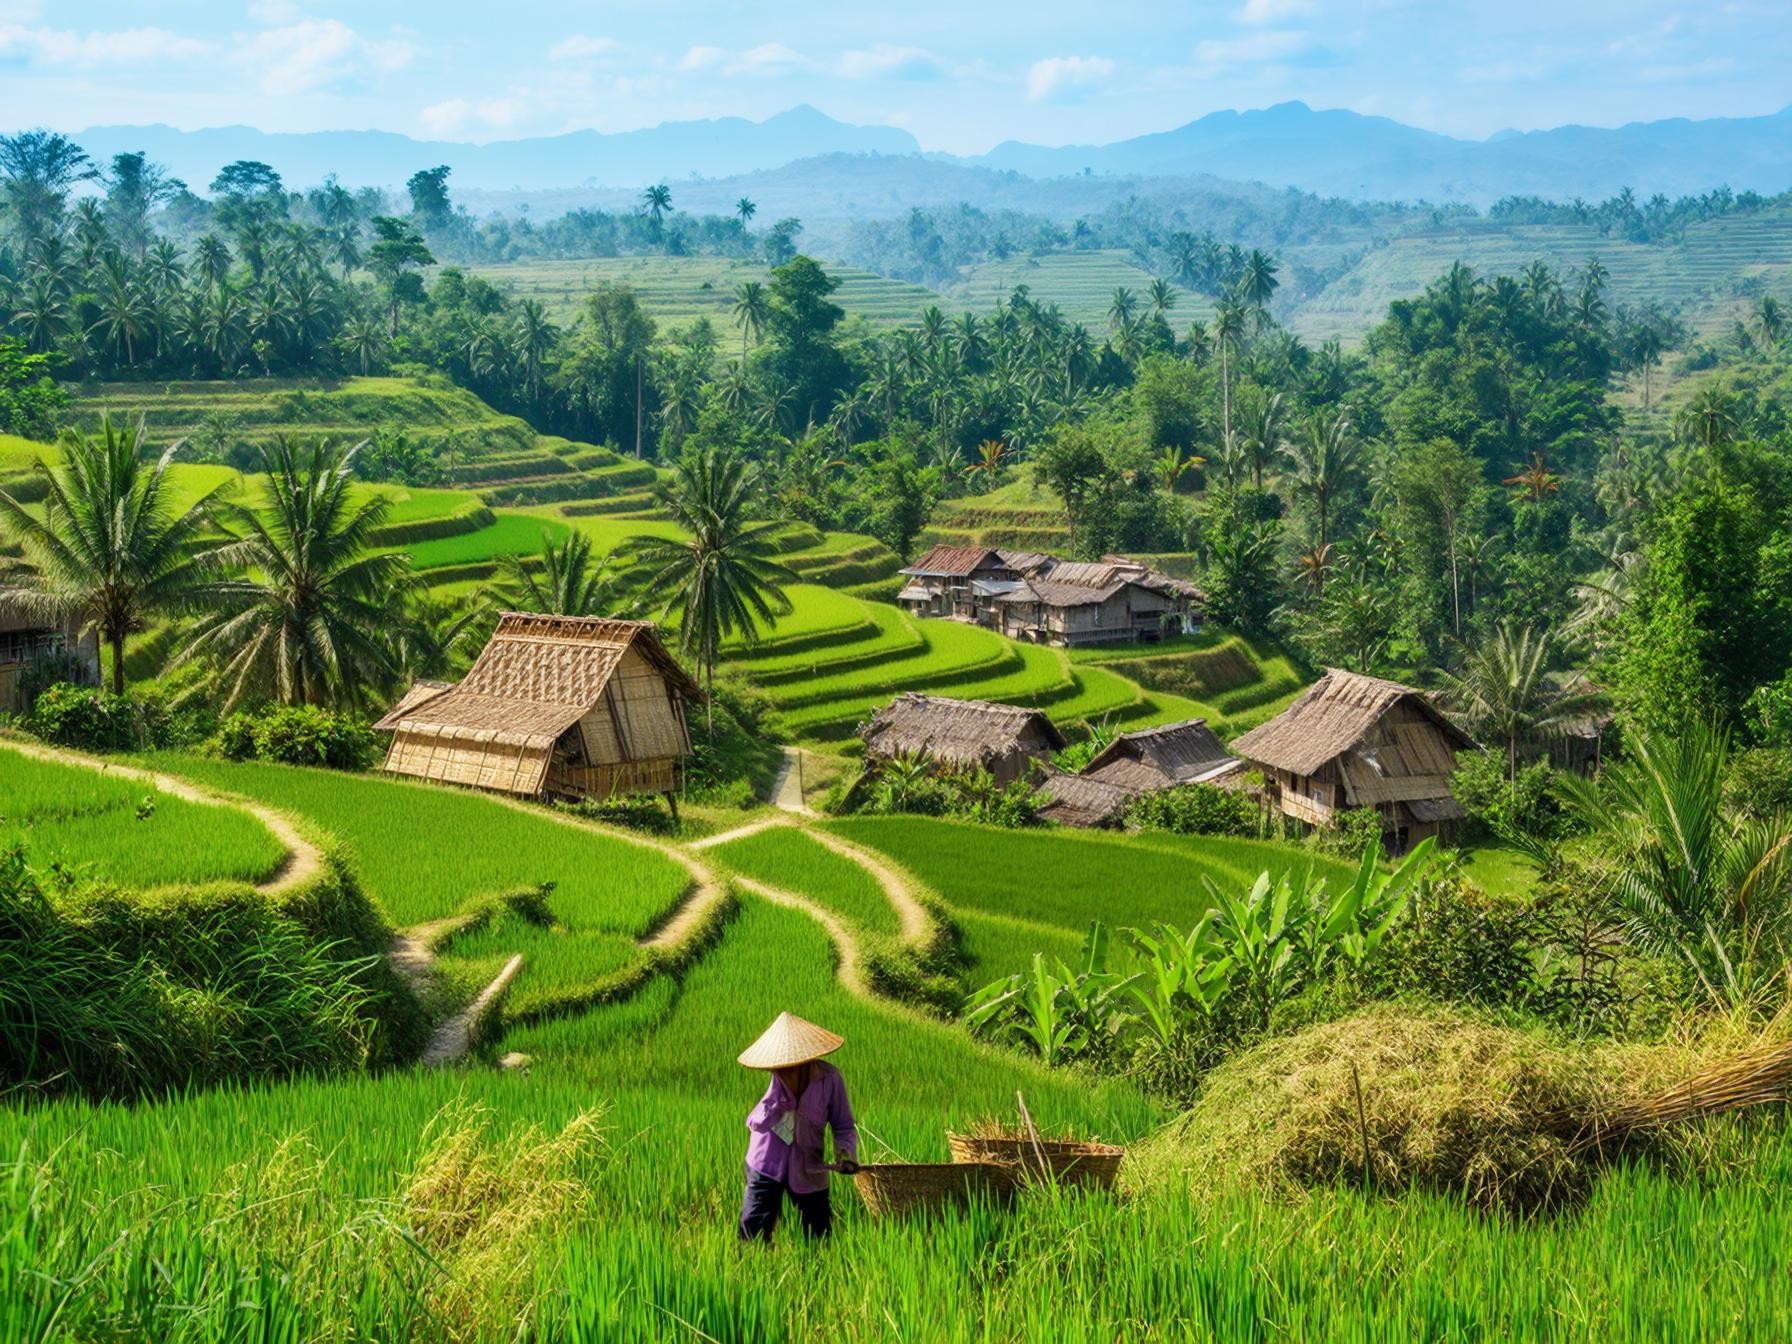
0 746 287 889
947 249 1215 332
469 256 943 331
141 755 693 932
713 824 904 936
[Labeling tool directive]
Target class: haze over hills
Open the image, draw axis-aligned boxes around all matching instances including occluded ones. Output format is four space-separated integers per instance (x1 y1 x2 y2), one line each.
68 101 1792 210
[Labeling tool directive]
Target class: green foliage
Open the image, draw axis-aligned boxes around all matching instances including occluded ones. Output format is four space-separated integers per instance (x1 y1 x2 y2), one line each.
848 759 1042 829
25 682 144 751
0 337 67 438
218 704 379 770
1306 806 1387 860
1125 782 1258 838
1451 750 1566 843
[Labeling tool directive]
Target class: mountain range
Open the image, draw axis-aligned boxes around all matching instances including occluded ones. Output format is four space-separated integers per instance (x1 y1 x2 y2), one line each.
70 101 1792 211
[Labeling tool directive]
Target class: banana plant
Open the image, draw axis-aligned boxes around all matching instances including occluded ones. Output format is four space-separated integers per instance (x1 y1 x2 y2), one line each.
1124 920 1233 1048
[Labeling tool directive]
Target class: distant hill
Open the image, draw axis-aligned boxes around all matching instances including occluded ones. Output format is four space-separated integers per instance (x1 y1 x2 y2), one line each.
72 105 920 193
972 101 1792 206
71 101 1792 209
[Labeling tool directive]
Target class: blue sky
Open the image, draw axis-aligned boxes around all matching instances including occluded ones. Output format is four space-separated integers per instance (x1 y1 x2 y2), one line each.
1 1 1786 153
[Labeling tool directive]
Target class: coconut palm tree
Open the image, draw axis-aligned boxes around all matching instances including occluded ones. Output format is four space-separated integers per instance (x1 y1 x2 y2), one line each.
1147 278 1178 319
1503 453 1561 502
1438 623 1602 780
731 280 769 361
735 196 757 230
179 437 409 708
1212 300 1247 442
1107 287 1139 333
1676 386 1740 454
1755 295 1785 349
0 416 229 694
1556 720 1792 1010
512 299 558 403
497 529 618 617
1239 249 1279 316
1239 390 1288 491
1153 443 1203 494
1284 411 1360 554
629 447 796 731
395 595 489 681
641 183 673 238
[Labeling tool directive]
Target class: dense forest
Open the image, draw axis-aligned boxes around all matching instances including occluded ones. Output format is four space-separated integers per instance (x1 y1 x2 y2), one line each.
3 127 1792 786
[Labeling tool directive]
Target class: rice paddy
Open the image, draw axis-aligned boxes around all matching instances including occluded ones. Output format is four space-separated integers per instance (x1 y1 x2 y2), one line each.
712 824 905 936
0 745 287 889
141 755 693 932
947 249 1216 332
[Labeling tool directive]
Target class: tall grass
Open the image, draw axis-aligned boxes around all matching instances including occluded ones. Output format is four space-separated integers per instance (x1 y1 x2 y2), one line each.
713 826 903 935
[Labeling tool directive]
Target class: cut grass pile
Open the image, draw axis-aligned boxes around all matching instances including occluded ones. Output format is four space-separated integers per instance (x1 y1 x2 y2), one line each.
0 746 286 889
141 756 692 932
712 824 903 936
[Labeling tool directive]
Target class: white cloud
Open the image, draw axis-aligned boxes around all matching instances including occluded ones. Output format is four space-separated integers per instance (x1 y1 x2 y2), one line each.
0 24 212 66
235 19 412 96
1238 0 1313 24
838 43 940 80
246 0 300 24
677 44 724 71
419 97 469 134
1025 54 1113 101
730 42 805 74
1193 29 1311 66
549 33 621 62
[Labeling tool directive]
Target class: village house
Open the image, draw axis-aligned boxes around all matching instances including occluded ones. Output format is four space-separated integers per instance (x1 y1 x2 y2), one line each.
0 599 99 710
375 613 701 806
1036 718 1241 827
1230 669 1476 852
859 692 1065 786
896 543 1199 647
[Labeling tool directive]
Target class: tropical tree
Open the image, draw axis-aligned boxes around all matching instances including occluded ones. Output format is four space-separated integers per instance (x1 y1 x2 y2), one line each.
1239 249 1279 317
731 280 770 360
1503 453 1561 502
629 447 796 729
1239 389 1288 491
641 183 673 240
394 595 489 681
1284 411 1360 554
1107 287 1139 333
180 437 409 707
1212 300 1247 441
1153 443 1202 495
0 416 227 694
1439 623 1602 779
736 197 757 230
1556 720 1792 1010
1675 386 1739 454
1756 295 1785 348
497 529 618 617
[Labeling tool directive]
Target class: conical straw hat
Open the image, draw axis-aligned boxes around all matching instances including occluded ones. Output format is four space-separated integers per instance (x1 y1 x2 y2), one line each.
737 1012 844 1069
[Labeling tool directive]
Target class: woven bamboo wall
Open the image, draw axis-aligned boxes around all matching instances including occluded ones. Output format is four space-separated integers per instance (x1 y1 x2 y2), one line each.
384 727 553 795
546 757 678 799
577 646 691 766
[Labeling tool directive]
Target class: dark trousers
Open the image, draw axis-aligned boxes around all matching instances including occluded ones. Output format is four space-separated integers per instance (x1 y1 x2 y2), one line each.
739 1164 832 1241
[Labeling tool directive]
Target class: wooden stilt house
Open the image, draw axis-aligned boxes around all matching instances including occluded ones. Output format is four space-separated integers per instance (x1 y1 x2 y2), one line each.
375 613 701 803
859 693 1065 786
1230 669 1475 852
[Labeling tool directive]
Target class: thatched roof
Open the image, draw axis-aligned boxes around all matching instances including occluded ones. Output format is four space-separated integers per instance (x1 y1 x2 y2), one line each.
1082 718 1240 792
899 545 1007 578
1036 768 1135 828
860 693 1065 770
375 613 700 795
1231 669 1474 779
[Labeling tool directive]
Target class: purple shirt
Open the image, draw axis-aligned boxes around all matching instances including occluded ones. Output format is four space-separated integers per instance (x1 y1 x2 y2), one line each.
744 1060 858 1195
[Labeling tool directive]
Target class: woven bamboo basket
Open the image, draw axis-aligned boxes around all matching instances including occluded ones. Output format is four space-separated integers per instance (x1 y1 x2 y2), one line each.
946 1134 1126 1190
850 1162 1017 1218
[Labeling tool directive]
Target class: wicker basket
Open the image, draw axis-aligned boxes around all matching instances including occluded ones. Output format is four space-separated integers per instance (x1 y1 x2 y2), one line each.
851 1162 1016 1218
946 1134 1126 1191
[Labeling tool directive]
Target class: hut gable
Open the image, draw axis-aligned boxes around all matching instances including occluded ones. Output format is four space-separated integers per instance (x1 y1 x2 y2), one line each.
376 613 699 799
1081 718 1239 793
1035 768 1135 828
859 693 1065 785
898 545 1009 578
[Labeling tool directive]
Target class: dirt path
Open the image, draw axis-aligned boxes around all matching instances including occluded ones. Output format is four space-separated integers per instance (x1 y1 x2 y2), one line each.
0 737 324 894
769 747 817 815
421 953 524 1067
734 876 868 997
688 814 791 851
807 829 931 945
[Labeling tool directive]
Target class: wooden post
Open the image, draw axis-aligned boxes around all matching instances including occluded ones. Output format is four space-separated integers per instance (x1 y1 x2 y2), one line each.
663 790 679 822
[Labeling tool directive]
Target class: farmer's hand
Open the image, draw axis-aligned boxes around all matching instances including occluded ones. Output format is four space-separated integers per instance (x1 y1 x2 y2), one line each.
837 1158 860 1175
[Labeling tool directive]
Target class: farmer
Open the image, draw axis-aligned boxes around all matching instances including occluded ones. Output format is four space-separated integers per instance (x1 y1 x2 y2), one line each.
737 1011 859 1242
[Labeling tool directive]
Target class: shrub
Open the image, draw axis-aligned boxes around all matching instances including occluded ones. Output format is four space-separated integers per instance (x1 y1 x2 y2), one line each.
219 705 380 770
1725 746 1792 822
1451 750 1565 842
28 683 144 751
1125 783 1257 837
1306 806 1386 859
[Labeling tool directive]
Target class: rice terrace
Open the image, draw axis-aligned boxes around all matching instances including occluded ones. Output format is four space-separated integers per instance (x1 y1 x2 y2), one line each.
5 4 1792 1341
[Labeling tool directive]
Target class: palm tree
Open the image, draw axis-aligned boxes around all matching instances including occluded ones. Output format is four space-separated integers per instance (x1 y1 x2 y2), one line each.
1503 453 1561 502
1556 720 1792 1010
1239 249 1279 316
629 447 796 731
968 439 1010 490
641 183 672 240
180 437 409 708
1676 386 1739 454
736 197 757 230
731 280 769 361
1153 443 1202 494
394 595 489 681
1438 623 1602 780
1239 390 1288 491
1755 295 1785 349
1293 542 1334 596
1107 287 1139 332
497 530 617 617
1212 300 1247 442
1147 278 1177 319
1284 412 1360 556
0 417 228 694
338 313 386 375
513 299 557 403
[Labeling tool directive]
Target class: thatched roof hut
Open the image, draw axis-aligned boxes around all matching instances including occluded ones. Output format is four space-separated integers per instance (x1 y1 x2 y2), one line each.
1036 719 1242 828
859 693 1065 786
375 613 701 801
1231 669 1475 848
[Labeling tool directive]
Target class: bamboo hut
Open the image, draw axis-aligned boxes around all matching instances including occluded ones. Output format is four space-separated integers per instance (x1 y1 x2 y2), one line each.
1231 669 1475 852
375 613 701 805
859 693 1065 786
1036 719 1242 827
0 599 98 710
